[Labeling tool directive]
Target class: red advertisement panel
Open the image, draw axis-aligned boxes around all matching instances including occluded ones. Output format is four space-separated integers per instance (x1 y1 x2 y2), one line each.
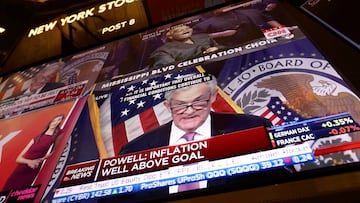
0 97 87 202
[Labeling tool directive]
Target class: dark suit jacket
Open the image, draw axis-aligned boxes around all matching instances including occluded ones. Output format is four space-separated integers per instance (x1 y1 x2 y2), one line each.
120 111 272 154
39 82 65 93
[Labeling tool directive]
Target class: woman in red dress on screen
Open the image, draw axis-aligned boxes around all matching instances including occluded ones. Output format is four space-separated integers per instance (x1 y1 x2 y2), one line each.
3 114 64 191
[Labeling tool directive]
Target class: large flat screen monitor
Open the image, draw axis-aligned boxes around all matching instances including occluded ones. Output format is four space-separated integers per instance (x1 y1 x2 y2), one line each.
1 1 360 202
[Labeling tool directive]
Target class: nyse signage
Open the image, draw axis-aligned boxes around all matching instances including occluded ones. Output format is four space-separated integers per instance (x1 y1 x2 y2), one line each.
27 0 149 40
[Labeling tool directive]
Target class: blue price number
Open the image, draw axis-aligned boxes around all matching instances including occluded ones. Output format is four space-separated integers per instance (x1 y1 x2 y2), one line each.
90 190 102 198
102 189 112 197
271 159 285 167
90 189 112 199
118 185 133 194
118 186 126 194
124 185 133 193
260 159 285 169
292 154 314 163
90 191 104 198
260 161 272 169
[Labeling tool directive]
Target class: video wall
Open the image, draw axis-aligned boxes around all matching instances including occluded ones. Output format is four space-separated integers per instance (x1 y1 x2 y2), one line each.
1 0 360 202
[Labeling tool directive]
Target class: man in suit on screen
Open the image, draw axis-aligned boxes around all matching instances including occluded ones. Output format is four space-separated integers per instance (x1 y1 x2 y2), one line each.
23 62 65 95
120 74 272 153
119 74 277 193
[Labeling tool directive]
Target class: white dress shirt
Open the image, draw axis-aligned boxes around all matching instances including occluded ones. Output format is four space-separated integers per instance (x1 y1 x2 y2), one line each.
168 114 211 193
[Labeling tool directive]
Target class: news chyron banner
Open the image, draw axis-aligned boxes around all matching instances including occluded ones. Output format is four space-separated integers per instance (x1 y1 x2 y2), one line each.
0 97 87 203
0 45 111 119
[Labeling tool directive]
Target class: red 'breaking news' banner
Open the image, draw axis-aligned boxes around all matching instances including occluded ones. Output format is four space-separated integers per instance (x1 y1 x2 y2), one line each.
60 126 271 186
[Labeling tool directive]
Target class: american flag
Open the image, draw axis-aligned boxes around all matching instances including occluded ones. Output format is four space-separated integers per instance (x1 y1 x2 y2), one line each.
99 68 241 157
254 97 303 126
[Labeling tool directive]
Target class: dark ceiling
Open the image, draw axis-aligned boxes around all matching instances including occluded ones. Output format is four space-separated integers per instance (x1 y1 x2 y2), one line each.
0 0 103 74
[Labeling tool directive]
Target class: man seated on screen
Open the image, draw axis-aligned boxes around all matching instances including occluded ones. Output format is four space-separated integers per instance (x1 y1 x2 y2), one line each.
119 74 276 194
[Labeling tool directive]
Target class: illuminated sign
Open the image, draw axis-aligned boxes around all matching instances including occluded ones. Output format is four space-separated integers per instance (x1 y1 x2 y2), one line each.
27 0 148 39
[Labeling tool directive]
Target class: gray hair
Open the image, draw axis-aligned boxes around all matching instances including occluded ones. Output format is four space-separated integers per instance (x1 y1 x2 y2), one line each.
164 74 217 101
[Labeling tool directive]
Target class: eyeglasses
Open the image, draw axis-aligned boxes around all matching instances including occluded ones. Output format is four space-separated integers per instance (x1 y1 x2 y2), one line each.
170 98 210 114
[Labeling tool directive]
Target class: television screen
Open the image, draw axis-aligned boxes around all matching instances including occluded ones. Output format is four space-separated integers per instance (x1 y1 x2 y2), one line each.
0 98 87 202
1 1 360 203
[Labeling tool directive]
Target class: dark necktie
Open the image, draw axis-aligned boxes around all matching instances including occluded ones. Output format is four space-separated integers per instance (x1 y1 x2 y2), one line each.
178 132 200 192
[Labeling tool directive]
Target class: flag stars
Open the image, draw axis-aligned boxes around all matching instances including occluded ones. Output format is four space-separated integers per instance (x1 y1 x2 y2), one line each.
279 54 284 57
174 74 183 80
164 73 172 80
137 100 146 108
121 108 130 116
153 93 162 100
149 80 158 86
142 79 149 84
129 100 136 105
311 53 317 57
264 97 302 124
127 85 136 92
